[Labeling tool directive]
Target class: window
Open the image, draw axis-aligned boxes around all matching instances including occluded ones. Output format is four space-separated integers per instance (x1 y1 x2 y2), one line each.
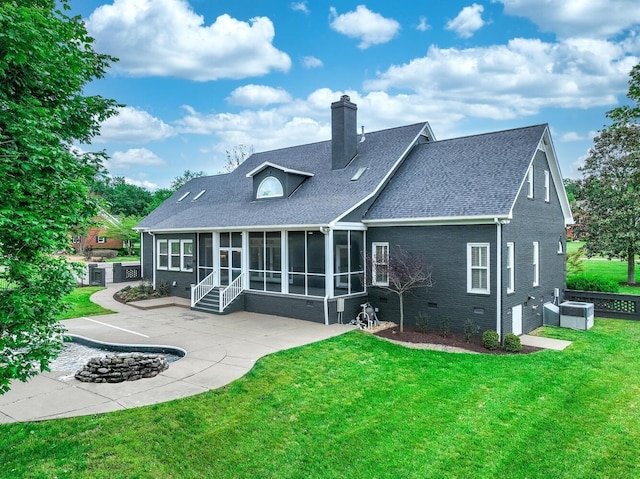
333 231 364 295
96 236 107 244
527 166 534 198
288 231 325 296
372 242 389 286
249 232 282 292
468 243 490 294
557 239 564 254
72 236 81 244
257 176 283 199
157 239 193 272
506 242 515 294
544 170 550 202
533 241 540 287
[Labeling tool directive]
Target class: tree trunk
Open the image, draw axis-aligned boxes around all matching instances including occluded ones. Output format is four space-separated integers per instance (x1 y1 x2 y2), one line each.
399 293 404 333
628 248 636 284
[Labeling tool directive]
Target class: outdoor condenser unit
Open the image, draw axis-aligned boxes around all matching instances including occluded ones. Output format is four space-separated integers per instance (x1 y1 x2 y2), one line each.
543 302 560 326
559 301 594 330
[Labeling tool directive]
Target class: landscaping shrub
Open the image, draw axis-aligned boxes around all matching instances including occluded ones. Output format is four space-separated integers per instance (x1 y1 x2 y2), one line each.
463 318 479 342
482 330 500 350
440 316 451 338
415 312 429 332
503 333 522 353
116 281 169 302
567 273 620 292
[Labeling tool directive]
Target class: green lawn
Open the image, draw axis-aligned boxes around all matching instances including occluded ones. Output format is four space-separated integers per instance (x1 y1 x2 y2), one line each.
56 286 115 320
2 320 639 478
567 240 640 293
104 255 140 263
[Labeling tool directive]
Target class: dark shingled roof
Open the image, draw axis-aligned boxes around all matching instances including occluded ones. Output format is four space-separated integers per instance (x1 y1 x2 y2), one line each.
137 122 427 230
363 124 548 221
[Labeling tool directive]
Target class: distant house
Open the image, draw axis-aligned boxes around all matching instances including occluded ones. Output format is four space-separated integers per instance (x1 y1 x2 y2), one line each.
136 96 573 337
71 210 123 255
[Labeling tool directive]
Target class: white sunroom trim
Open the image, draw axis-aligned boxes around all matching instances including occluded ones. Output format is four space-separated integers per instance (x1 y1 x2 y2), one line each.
363 214 511 227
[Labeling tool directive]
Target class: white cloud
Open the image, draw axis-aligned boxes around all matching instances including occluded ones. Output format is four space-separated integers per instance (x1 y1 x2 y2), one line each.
124 177 160 190
496 0 640 39
227 85 293 107
446 4 485 39
417 16 430 32
97 106 175 143
109 148 165 169
364 38 639 119
560 132 585 142
86 0 291 81
329 5 400 49
291 2 310 14
302 56 324 68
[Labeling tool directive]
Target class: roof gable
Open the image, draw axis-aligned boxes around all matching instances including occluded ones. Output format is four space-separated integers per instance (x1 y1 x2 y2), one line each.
363 124 560 223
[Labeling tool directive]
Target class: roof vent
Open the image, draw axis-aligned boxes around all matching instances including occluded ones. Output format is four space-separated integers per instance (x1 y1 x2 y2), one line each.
360 125 366 143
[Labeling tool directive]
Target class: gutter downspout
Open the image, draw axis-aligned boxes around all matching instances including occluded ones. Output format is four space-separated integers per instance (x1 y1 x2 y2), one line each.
495 219 502 340
149 232 156 290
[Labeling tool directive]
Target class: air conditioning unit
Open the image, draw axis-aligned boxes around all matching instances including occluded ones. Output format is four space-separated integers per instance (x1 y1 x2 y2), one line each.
559 301 594 330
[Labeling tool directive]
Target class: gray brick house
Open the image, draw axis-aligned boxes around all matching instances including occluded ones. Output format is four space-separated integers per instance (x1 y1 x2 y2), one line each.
136 95 573 337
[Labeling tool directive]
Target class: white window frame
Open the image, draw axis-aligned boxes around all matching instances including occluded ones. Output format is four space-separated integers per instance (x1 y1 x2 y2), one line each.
181 240 194 271
533 241 540 287
257 176 284 199
467 243 490 294
157 239 193 272
96 236 107 244
557 239 564 254
372 242 389 287
544 170 550 203
527 166 534 199
506 242 515 294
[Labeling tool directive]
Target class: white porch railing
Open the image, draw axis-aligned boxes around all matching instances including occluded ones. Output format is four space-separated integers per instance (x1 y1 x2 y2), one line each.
219 273 244 312
191 270 218 307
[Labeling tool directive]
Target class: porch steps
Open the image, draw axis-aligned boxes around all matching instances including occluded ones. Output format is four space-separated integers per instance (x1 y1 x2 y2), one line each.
192 288 220 314
192 288 245 315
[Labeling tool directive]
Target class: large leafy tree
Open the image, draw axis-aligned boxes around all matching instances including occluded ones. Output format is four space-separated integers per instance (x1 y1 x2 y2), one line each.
580 63 640 284
0 1 118 393
580 125 640 284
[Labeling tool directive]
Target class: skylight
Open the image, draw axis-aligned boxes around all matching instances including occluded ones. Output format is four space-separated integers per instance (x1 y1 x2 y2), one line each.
351 167 367 181
191 190 206 201
177 192 190 202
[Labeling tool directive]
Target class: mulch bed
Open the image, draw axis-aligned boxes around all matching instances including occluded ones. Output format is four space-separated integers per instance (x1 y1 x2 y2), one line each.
374 325 542 354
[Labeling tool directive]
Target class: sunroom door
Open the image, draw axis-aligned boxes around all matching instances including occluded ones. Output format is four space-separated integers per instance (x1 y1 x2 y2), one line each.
219 232 242 286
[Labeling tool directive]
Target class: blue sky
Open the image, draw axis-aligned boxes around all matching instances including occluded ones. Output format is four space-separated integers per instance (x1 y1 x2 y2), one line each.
72 0 640 189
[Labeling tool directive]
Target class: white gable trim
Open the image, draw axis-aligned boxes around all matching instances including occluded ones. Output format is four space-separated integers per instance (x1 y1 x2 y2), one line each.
508 126 573 226
245 161 314 178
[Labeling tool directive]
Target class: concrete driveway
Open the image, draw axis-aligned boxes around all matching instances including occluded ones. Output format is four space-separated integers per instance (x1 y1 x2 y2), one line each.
0 283 350 423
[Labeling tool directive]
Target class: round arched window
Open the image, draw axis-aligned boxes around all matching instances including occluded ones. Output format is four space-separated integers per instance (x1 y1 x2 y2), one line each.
257 176 284 199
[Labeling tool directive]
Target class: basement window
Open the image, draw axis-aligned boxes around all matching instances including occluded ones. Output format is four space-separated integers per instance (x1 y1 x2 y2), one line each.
177 192 190 202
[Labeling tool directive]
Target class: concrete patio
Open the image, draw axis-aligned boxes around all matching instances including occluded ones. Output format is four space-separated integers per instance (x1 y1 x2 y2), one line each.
0 283 350 423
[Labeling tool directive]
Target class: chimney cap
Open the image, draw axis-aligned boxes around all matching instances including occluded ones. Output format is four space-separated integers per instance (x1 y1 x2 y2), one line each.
340 94 350 102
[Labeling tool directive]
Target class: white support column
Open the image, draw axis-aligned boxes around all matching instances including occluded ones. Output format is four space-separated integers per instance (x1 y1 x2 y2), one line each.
242 231 250 290
281 230 288 294
212 232 220 280
496 222 502 339
324 227 333 325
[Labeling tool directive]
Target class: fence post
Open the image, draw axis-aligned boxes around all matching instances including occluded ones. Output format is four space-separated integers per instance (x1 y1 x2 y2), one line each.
113 262 122 283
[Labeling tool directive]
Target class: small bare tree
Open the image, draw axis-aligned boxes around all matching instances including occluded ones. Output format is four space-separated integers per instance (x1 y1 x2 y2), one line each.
223 144 254 173
368 246 434 333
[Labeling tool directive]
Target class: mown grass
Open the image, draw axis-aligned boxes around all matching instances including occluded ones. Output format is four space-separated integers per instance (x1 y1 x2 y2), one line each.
56 286 115 320
567 241 640 293
2 320 639 478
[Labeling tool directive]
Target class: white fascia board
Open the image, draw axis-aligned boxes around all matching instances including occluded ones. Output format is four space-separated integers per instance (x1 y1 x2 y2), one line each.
363 215 510 227
245 161 314 178
332 222 367 230
541 127 574 226
141 224 326 234
330 122 431 226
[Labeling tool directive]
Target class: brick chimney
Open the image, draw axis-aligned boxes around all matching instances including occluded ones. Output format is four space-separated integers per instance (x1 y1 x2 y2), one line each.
331 95 357 170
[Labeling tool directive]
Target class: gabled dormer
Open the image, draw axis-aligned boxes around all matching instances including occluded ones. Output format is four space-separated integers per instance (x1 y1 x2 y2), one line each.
246 161 314 200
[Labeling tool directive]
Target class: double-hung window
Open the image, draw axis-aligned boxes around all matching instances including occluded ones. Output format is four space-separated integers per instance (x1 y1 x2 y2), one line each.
157 239 193 272
372 242 389 286
532 241 540 287
527 166 534 198
506 242 515 294
468 243 490 294
544 170 550 202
